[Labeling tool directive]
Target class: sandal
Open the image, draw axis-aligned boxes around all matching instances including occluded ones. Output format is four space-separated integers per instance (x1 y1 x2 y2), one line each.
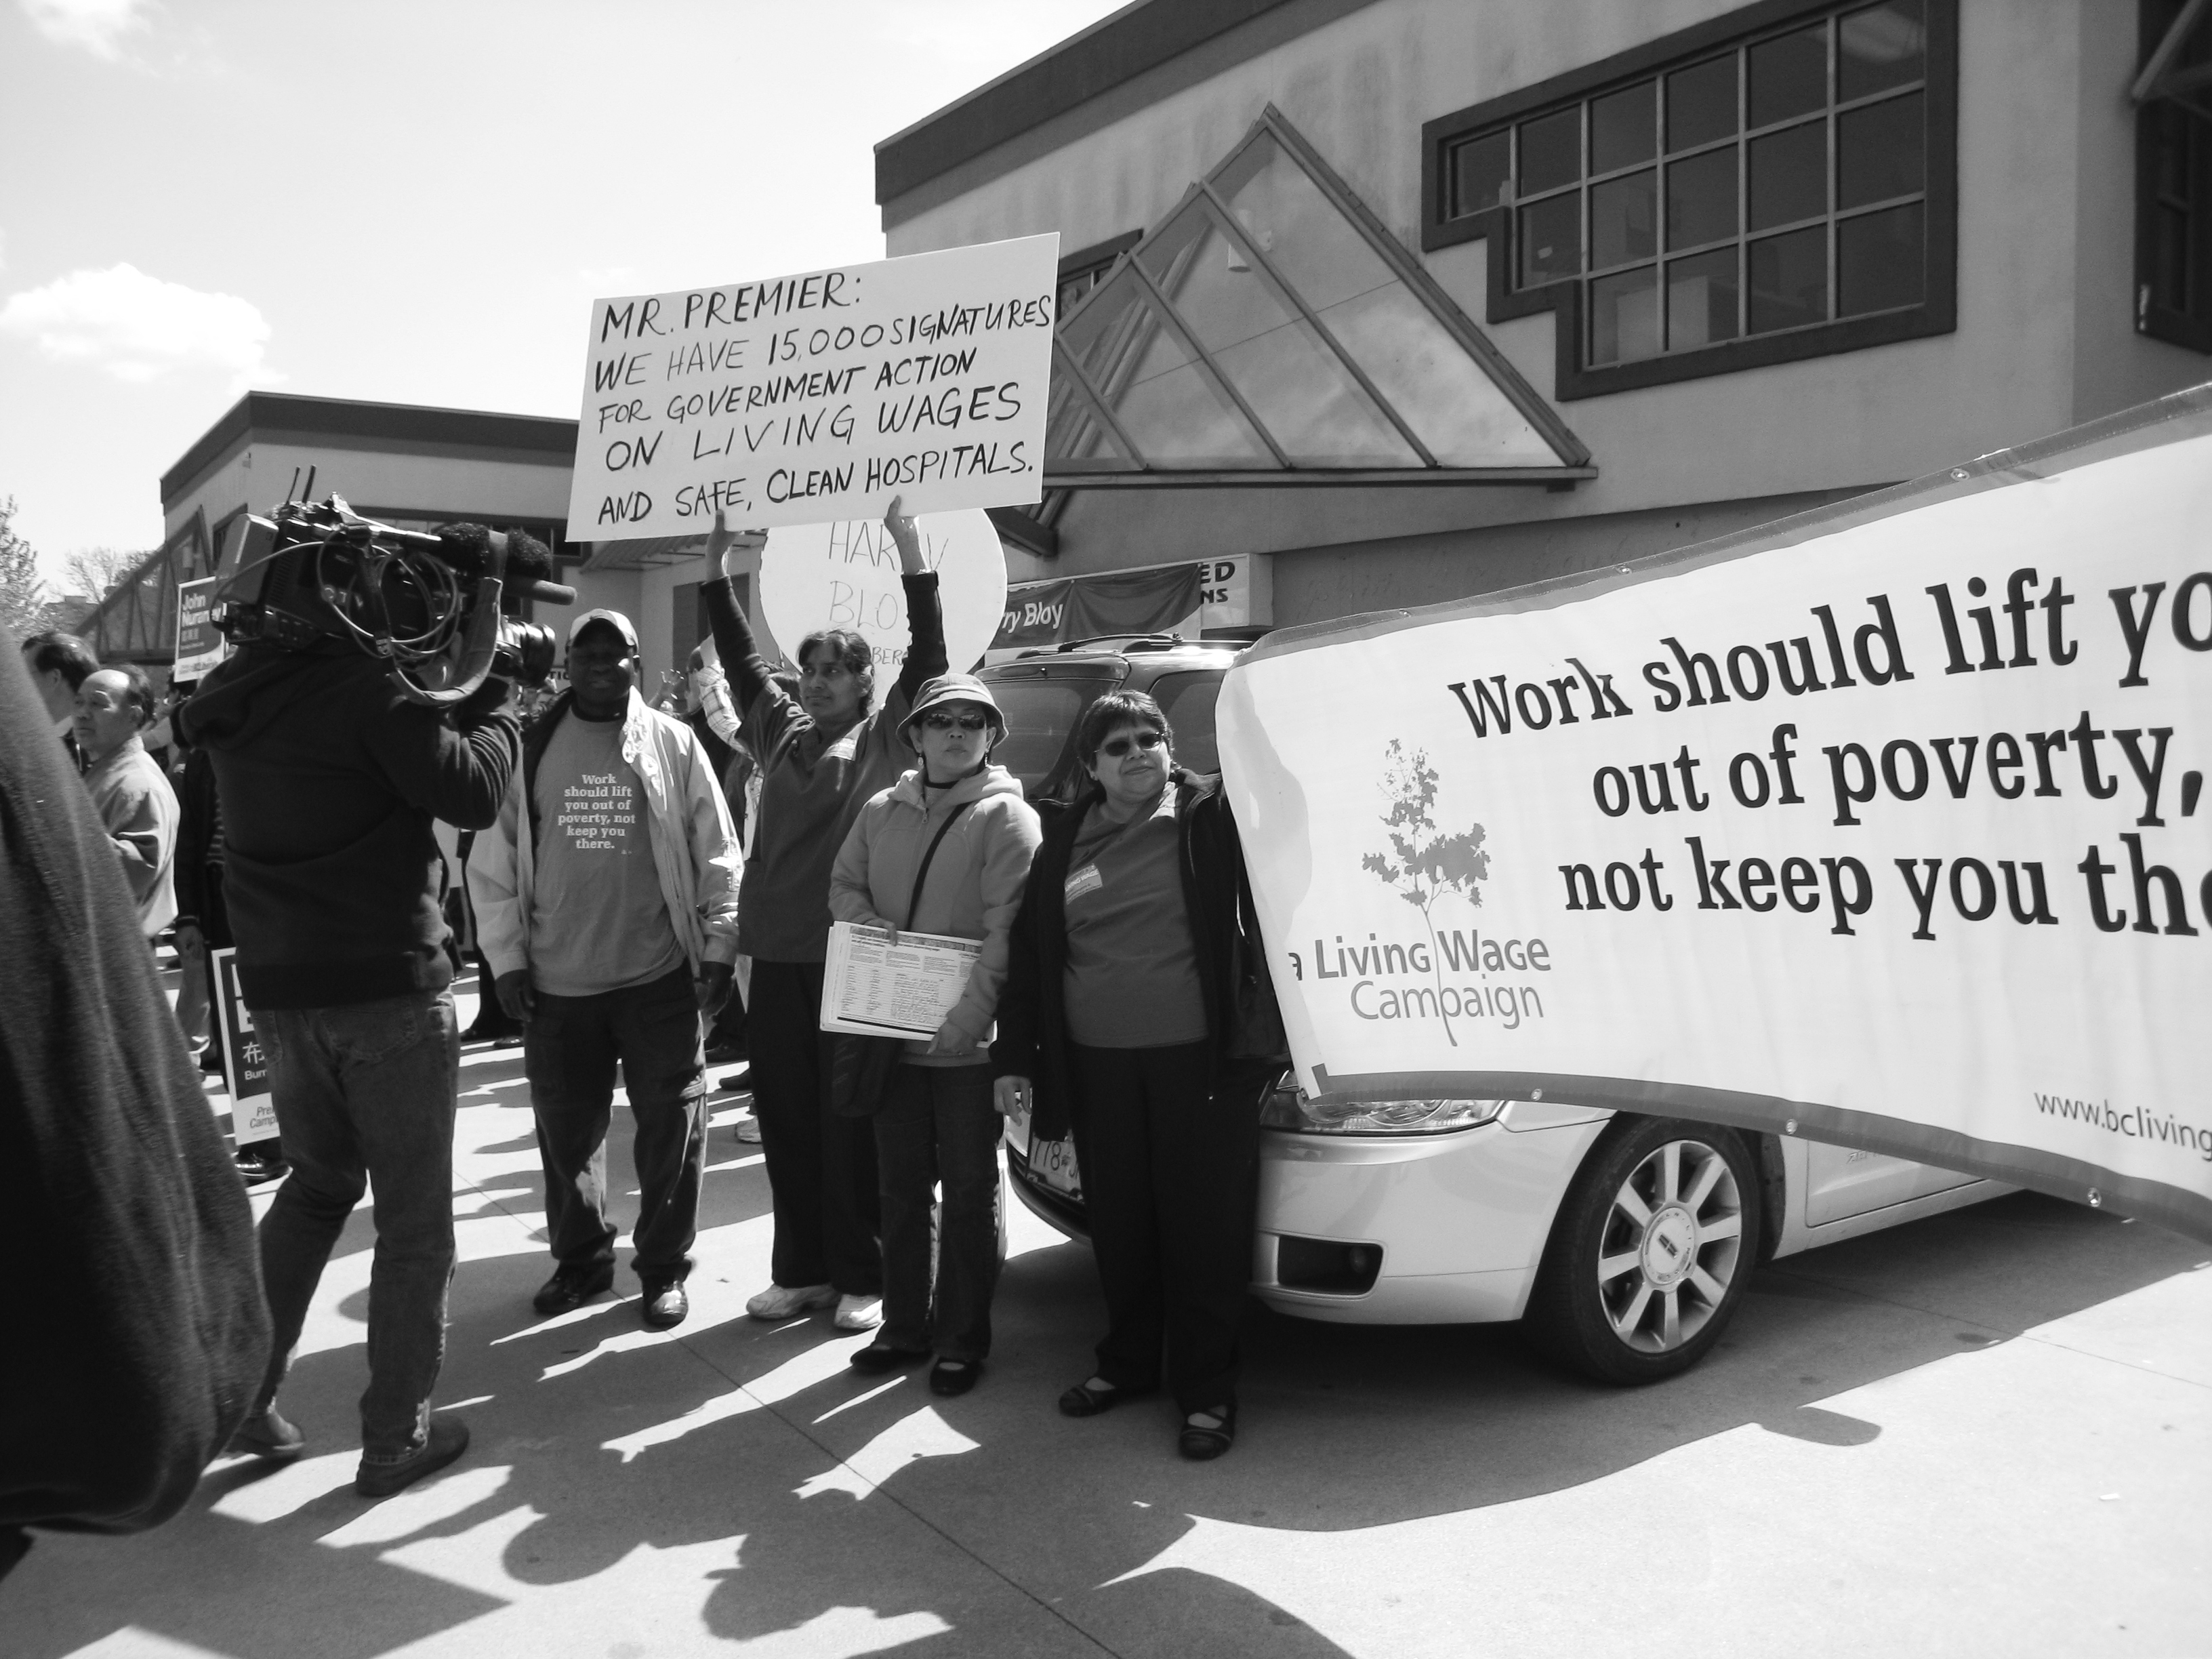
1179 1402 1237 1460
1057 1376 1151 1418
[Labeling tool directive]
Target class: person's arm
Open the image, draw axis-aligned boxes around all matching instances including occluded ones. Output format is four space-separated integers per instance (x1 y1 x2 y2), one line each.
702 514 779 722
988 853 1047 1084
98 768 169 907
827 798 892 931
367 684 521 832
465 769 529 1006
678 724 742 969
941 797 1043 1050
882 499 946 703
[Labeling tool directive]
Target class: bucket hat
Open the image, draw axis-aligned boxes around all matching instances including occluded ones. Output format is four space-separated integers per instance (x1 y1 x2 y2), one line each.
897 673 1005 752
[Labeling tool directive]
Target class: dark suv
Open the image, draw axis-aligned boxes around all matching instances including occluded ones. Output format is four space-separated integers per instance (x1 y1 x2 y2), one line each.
979 633 1253 806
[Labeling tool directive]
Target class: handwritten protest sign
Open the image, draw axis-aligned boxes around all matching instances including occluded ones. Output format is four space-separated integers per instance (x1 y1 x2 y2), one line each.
1220 386 2212 1242
173 576 224 680
760 510 1008 676
567 236 1057 538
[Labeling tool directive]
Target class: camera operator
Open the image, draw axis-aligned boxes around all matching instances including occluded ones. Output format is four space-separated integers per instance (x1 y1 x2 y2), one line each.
178 564 522 1499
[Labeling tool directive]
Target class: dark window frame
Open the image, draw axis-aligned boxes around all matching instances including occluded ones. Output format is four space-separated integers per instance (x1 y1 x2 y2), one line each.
2135 0 2212 352
1421 0 1958 399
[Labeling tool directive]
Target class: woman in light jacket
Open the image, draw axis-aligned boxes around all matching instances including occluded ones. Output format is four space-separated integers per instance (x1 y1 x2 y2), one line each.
828 674 1042 1395
991 691 1277 1460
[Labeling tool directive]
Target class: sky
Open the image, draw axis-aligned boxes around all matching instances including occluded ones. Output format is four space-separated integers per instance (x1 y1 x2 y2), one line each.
0 0 1129 588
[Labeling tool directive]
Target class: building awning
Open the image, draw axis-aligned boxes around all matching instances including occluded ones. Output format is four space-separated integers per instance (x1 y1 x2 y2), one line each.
1043 106 1594 491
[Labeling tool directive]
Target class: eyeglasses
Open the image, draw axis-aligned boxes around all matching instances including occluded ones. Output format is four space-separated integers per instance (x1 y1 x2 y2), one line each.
1097 730 1167 758
922 710 991 732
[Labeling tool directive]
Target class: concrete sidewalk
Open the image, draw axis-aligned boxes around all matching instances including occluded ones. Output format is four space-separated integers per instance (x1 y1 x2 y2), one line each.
7 982 2209 1658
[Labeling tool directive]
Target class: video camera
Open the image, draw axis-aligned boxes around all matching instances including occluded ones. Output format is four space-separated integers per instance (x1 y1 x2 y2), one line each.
215 495 577 709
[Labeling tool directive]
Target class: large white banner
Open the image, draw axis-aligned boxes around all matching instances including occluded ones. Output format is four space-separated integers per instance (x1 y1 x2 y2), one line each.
1221 388 2212 1242
567 236 1057 538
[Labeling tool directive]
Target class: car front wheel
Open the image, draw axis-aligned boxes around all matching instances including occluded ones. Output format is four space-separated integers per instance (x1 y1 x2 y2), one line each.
1525 1115 1762 1385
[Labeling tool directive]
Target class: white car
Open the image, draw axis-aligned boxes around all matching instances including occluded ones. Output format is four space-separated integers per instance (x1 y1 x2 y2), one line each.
980 640 2003 1385
1006 1090 2003 1384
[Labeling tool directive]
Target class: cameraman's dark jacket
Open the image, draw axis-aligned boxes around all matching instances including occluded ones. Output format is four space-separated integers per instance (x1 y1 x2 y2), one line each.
179 643 519 1008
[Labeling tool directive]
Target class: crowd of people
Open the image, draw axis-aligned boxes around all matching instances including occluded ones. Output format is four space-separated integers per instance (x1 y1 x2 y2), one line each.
8 495 1283 1538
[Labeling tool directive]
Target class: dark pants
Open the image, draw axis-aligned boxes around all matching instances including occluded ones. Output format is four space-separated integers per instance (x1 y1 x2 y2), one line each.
1068 1042 1264 1414
255 989 460 1460
523 966 708 1285
748 958 880 1295
874 1063 1004 1360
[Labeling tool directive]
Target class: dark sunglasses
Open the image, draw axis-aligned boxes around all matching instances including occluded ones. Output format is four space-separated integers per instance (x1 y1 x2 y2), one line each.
1098 730 1167 758
922 710 991 732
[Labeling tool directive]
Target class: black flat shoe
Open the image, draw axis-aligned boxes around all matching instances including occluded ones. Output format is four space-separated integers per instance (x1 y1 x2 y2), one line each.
533 1263 614 1316
1179 1403 1237 1461
639 1279 689 1330
929 1359 982 1397
849 1341 930 1374
1058 1376 1153 1418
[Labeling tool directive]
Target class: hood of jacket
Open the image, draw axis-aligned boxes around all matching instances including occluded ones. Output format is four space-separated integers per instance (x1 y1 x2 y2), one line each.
178 642 361 754
885 761 1024 815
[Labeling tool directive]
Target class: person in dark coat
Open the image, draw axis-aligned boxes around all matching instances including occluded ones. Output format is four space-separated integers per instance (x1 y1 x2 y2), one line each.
698 501 945 1331
992 690 1281 1460
0 630 270 1578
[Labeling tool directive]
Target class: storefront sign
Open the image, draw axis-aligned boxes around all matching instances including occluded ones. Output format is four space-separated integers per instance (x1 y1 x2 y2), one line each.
210 947 278 1147
759 509 1008 677
567 235 1057 537
173 577 224 681
1220 390 2212 1242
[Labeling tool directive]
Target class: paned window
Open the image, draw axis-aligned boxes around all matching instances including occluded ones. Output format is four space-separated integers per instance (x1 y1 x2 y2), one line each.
2137 0 2212 351
1424 0 1955 396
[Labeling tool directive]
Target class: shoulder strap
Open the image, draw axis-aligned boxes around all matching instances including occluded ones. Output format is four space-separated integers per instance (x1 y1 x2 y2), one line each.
904 798 975 926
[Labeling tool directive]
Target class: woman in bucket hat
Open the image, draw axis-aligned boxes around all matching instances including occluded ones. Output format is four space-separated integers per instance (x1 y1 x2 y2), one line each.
827 675 1042 1395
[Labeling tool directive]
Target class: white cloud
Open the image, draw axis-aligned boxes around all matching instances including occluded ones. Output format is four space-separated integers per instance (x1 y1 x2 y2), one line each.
0 262 274 386
18 0 155 58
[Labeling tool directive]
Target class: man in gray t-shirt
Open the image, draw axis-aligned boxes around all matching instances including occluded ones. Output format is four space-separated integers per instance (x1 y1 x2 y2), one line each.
470 610 741 1331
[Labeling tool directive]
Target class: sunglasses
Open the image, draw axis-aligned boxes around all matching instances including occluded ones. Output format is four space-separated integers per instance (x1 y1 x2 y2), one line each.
922 710 991 732
1097 730 1167 758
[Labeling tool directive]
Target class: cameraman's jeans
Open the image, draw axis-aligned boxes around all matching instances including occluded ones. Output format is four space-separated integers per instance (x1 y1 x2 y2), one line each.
522 966 709 1285
254 990 459 1460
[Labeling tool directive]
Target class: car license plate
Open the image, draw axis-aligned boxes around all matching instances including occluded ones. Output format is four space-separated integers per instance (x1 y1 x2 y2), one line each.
1004 1099 1082 1198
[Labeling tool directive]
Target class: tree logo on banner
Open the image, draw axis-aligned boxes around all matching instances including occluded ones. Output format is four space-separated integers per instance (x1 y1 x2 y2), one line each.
1361 740 1491 1046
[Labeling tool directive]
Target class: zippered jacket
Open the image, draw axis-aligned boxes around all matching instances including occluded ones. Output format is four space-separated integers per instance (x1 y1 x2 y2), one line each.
469 688 741 982
829 763 1042 1062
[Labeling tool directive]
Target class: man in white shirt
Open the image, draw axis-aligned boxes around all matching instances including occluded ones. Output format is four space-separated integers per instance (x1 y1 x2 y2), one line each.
75 664 178 939
469 611 741 1330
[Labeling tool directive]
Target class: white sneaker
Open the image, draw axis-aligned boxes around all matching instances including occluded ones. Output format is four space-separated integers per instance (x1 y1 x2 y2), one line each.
745 1282 837 1321
834 1294 883 1331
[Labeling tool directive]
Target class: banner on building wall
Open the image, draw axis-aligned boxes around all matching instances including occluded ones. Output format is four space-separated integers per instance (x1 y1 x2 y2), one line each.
1218 386 2212 1243
209 948 279 1147
993 563 1204 655
173 577 224 680
567 235 1057 539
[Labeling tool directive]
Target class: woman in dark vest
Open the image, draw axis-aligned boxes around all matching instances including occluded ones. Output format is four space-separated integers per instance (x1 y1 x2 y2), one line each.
700 502 945 1330
993 691 1279 1460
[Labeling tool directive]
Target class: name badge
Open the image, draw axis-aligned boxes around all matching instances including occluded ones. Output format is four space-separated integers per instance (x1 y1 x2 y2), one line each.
1064 863 1103 902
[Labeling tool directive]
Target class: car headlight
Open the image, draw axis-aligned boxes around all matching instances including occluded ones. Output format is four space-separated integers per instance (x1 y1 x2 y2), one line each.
1259 1088 1507 1135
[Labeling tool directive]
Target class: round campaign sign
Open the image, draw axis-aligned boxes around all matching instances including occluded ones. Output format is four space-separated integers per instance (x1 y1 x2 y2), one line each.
758 508 1008 676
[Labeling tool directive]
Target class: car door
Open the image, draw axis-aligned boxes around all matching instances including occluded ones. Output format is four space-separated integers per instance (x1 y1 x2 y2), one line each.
1801 1142 1979 1226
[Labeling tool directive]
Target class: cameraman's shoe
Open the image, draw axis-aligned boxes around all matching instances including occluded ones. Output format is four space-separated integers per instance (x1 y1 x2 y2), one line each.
533 1263 614 1316
228 1406 305 1462
356 1418 468 1500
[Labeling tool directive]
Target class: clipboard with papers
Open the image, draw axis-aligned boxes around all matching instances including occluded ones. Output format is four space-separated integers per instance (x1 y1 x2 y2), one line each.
819 918 983 1038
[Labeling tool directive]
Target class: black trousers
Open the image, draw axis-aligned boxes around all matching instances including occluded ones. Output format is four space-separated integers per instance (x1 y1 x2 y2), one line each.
874 1063 1004 1360
748 959 881 1295
523 967 708 1284
1067 1041 1264 1413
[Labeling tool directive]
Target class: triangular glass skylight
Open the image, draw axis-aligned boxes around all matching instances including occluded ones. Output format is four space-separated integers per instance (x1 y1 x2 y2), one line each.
1046 108 1591 485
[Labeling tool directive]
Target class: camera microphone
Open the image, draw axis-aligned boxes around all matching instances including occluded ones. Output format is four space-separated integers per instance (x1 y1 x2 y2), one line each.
433 523 574 607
